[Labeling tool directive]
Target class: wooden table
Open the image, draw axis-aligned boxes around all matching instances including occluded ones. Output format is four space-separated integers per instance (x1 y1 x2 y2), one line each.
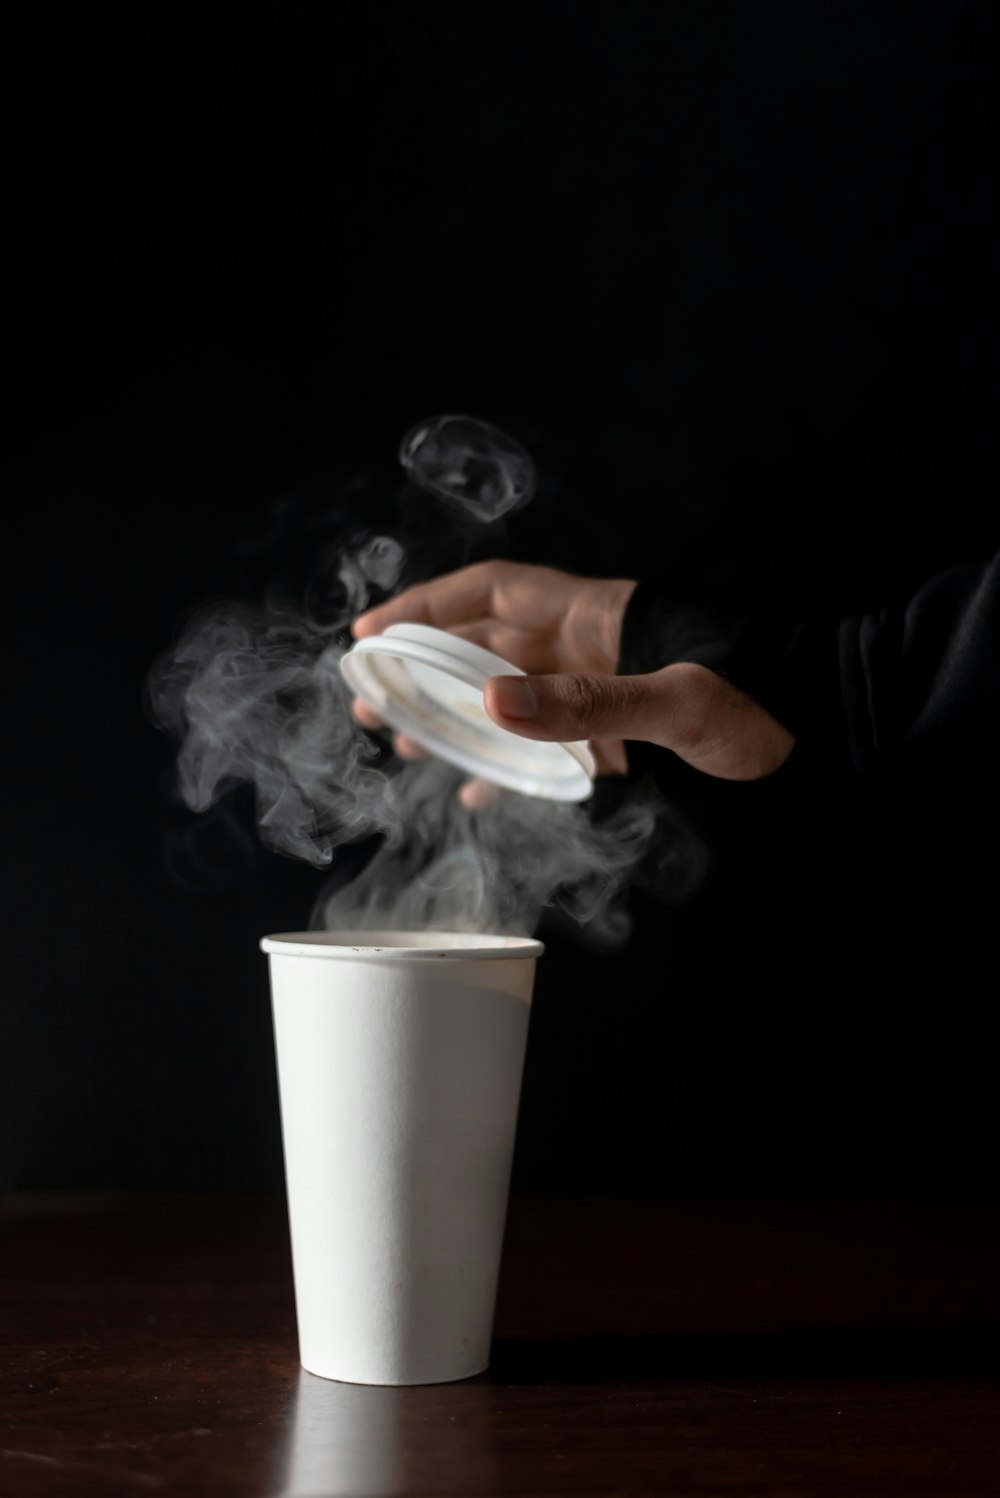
1 1196 997 1496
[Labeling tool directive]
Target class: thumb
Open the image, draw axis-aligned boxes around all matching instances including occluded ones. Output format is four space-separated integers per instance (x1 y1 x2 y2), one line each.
484 672 662 745
484 665 796 781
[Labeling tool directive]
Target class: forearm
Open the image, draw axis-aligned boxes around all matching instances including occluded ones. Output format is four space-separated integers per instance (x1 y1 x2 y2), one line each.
619 551 1000 777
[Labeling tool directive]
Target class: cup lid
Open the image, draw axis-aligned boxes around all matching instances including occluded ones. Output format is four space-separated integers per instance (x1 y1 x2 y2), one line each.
340 622 595 801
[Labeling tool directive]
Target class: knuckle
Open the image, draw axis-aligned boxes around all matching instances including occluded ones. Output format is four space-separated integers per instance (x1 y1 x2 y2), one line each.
472 558 513 603
662 664 718 749
562 673 613 728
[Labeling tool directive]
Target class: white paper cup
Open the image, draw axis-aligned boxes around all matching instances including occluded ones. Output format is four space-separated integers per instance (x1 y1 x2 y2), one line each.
261 930 542 1386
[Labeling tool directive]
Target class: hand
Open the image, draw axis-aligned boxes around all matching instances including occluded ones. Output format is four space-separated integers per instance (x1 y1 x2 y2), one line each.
351 562 637 803
350 560 795 801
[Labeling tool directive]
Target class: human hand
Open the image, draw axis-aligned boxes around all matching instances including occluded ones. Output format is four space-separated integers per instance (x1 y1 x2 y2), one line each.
351 561 637 804
350 560 795 802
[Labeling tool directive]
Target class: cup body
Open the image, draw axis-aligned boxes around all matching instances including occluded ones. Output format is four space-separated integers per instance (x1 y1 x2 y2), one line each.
262 931 541 1385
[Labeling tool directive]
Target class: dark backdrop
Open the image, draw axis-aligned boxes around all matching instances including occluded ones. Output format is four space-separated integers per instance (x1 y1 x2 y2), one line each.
7 2 998 1197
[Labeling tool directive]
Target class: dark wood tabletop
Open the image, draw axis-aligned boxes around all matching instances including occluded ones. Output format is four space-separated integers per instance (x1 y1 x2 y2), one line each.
1 1195 997 1497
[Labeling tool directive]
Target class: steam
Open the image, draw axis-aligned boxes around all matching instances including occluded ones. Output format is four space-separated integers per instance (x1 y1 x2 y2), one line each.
149 416 704 941
312 759 686 941
150 601 386 869
335 535 405 618
399 414 536 521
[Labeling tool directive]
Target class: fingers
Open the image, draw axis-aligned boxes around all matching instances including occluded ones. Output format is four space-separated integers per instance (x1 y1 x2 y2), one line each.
589 736 629 776
352 560 572 639
483 664 796 781
448 620 559 675
352 690 506 804
393 733 429 761
352 562 504 637
350 696 427 760
458 778 504 811
351 698 385 730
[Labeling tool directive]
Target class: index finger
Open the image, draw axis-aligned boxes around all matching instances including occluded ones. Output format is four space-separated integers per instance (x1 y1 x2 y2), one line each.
352 561 510 638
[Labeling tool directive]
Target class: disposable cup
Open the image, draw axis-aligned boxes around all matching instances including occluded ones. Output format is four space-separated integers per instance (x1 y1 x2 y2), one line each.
261 930 542 1385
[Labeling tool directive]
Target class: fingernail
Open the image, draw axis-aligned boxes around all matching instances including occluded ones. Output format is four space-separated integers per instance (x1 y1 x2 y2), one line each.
492 677 538 719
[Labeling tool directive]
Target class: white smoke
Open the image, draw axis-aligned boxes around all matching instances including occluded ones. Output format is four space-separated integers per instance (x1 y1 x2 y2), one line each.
399 414 536 521
312 758 688 941
148 418 705 940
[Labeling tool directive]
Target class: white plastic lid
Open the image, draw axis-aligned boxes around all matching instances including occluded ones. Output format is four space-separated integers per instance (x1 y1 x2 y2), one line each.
340 623 595 801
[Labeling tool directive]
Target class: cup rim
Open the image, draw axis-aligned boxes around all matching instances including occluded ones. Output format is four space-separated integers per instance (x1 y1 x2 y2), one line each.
260 930 544 961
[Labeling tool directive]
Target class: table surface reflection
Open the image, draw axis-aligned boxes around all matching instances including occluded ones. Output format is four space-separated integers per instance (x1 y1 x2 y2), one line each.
1 1195 997 1496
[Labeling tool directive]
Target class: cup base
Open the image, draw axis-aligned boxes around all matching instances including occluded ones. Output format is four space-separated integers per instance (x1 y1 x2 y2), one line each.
299 1357 491 1387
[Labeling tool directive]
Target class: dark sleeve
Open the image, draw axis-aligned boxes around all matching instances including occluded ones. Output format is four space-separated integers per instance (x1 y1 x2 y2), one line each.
618 550 1000 778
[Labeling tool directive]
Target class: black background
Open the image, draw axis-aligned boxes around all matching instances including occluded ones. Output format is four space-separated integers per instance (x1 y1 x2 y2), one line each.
7 2 998 1198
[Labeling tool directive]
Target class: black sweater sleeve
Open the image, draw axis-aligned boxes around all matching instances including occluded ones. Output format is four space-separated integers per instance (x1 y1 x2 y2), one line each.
618 550 1000 778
